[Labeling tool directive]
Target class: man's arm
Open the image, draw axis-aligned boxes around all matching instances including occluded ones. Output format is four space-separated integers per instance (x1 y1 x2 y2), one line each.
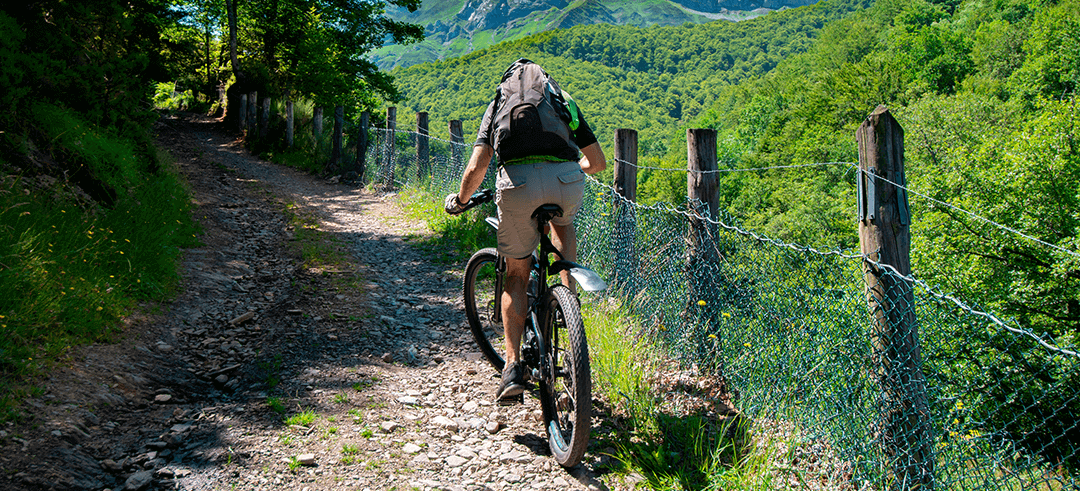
457 143 494 203
579 142 606 175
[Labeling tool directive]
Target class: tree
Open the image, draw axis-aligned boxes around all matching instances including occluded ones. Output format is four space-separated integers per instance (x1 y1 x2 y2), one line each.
213 0 423 125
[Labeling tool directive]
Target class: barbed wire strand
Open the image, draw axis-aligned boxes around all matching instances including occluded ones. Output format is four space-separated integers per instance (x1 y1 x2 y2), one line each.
588 175 864 260
865 258 1079 358
614 158 856 174
868 170 1080 260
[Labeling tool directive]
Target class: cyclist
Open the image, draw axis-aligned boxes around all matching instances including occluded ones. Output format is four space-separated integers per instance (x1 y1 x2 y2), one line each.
445 59 606 404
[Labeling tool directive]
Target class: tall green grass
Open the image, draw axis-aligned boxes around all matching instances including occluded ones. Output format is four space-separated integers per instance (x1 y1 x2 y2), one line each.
0 103 197 418
396 186 497 263
583 301 799 490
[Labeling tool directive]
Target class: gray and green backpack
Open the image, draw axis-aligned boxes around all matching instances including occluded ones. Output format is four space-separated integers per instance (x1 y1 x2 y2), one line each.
491 59 582 164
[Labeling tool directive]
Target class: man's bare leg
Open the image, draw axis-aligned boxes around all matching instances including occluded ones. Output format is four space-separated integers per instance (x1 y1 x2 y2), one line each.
497 256 531 401
551 222 577 290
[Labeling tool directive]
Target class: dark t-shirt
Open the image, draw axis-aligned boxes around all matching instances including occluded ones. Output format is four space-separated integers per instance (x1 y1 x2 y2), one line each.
474 99 599 163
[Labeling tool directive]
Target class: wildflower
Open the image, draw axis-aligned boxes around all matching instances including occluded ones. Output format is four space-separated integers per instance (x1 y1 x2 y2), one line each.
722 312 732 318
697 300 706 306
708 334 717 340
743 342 751 348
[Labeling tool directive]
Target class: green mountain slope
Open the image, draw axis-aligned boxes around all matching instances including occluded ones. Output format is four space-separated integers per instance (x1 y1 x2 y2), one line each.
372 0 772 69
390 0 865 157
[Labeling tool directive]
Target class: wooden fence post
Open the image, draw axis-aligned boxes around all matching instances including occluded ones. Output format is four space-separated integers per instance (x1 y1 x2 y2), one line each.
247 91 257 137
687 128 719 275
313 107 323 141
416 111 429 179
613 128 639 293
384 106 396 186
857 105 934 490
238 94 247 132
356 111 370 184
449 120 464 169
286 98 294 148
260 96 270 140
329 105 344 173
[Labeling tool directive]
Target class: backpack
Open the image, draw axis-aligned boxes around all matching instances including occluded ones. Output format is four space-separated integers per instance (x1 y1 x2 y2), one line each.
491 59 581 164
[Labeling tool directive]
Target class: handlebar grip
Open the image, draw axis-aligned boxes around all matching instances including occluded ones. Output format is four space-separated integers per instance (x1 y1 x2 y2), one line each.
459 189 494 213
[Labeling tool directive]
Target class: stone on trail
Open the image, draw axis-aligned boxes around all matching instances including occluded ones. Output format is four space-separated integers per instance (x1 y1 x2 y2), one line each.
431 416 459 432
402 443 422 454
123 470 154 491
296 453 316 466
229 311 255 325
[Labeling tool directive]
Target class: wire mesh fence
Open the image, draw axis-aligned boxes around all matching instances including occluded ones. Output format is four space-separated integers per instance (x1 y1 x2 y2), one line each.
362 125 1079 490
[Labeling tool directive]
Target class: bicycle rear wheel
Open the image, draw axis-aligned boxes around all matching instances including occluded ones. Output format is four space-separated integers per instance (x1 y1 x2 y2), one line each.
463 247 505 372
539 284 591 468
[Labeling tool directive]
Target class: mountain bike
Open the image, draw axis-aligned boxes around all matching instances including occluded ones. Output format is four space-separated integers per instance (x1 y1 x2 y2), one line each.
455 188 606 468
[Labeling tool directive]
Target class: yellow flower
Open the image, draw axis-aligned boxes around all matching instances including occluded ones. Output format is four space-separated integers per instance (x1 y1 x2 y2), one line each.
697 300 706 306
743 342 751 348
722 312 732 318
708 334 717 339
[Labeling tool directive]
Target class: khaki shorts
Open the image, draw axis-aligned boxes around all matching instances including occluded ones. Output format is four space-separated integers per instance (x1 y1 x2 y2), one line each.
495 161 585 259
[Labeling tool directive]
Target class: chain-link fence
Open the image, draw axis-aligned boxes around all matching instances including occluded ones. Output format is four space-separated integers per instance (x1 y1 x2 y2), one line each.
362 126 1079 490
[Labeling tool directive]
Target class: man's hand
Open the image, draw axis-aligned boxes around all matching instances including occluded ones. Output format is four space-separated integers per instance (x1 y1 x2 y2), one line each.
444 193 467 215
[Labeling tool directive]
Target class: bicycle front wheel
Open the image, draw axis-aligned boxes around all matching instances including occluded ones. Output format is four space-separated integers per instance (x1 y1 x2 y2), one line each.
463 247 505 372
539 284 591 468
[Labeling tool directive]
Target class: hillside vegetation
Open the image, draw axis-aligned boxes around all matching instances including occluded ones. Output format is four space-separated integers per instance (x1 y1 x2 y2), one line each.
0 2 199 414
370 0 775 69
391 0 865 155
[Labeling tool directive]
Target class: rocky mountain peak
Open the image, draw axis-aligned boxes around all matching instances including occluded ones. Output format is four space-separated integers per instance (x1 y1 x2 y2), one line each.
457 0 570 31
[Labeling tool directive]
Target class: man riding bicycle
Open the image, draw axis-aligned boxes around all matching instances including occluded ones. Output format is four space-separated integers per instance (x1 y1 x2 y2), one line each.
445 59 606 404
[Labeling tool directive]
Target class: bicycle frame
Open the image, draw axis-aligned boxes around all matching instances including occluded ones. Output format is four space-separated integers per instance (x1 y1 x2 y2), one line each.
481 207 606 384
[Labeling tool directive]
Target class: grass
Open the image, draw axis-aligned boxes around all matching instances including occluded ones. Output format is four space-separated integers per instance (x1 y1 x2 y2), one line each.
582 300 776 490
395 186 497 264
267 396 286 414
285 408 317 427
0 103 198 420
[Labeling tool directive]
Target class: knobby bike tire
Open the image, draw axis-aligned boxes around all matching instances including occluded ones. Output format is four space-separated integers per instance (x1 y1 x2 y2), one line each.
463 247 505 372
539 284 591 468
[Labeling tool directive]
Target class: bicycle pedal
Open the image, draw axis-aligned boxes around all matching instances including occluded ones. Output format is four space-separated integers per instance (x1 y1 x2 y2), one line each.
497 393 524 406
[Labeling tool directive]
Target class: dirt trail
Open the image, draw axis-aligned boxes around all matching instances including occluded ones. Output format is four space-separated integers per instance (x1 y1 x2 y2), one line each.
0 113 631 491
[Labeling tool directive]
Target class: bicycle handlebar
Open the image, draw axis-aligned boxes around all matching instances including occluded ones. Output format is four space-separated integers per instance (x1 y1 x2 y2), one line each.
457 189 494 213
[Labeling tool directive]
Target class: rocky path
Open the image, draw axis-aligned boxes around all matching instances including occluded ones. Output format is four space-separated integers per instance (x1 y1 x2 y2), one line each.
0 114 629 491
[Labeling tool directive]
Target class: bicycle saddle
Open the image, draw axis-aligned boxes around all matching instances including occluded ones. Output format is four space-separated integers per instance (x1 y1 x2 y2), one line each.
531 204 563 222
